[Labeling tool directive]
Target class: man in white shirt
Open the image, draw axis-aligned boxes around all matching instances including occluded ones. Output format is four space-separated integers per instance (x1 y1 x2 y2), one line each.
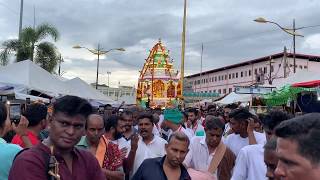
186 108 205 137
224 108 266 156
130 113 167 176
231 110 291 180
222 104 238 136
184 115 236 180
104 115 131 158
162 108 193 140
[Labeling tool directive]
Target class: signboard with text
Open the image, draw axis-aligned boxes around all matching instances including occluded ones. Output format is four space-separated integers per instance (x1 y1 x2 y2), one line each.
234 86 275 94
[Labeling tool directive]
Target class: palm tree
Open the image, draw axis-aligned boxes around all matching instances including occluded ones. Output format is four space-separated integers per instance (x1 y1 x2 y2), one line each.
0 23 60 73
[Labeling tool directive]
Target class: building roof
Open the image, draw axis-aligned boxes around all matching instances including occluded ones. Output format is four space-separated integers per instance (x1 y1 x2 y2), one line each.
186 52 320 78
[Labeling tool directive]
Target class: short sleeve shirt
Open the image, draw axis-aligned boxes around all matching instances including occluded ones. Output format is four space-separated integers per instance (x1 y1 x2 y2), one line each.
11 131 40 148
223 131 266 156
8 142 105 180
0 138 22 180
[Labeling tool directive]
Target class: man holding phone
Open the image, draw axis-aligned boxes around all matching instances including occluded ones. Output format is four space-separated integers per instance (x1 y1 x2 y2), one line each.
223 108 266 156
129 113 167 176
0 102 22 180
11 103 47 148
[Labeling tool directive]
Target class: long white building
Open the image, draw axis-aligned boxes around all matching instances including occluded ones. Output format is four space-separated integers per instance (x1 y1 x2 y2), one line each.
186 52 320 96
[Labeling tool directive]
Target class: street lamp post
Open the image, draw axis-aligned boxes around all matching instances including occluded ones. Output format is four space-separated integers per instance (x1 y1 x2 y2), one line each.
254 17 304 73
180 0 187 100
107 71 111 87
73 44 125 89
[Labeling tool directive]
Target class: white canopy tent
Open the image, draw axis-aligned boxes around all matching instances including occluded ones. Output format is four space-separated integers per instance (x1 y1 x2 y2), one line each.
0 60 114 104
214 92 252 105
64 77 115 104
0 60 74 96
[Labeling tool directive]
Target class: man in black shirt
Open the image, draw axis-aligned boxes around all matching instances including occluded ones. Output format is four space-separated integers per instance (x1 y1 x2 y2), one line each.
132 132 191 180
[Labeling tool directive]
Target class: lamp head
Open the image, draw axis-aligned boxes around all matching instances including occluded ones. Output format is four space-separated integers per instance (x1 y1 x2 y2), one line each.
73 45 82 49
254 17 268 23
116 48 125 51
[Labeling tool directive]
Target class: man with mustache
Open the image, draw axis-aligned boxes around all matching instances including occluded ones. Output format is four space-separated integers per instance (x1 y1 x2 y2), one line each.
132 132 191 180
9 95 105 180
104 115 131 159
120 110 138 141
77 114 124 180
274 113 320 180
130 113 167 176
184 115 235 180
231 110 290 180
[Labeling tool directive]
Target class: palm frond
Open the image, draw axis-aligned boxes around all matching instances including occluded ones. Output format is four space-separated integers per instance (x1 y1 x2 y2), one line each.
0 39 20 65
36 23 60 42
35 42 59 73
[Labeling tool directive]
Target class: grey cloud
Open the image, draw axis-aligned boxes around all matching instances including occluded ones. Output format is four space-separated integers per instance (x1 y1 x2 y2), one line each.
1 0 320 85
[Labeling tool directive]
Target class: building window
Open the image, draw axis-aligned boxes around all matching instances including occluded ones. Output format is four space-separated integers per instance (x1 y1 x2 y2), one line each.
229 74 231 79
264 67 267 74
299 65 303 69
304 66 308 69
215 77 217 82
241 71 243 77
236 73 238 78
259 68 262 73
279 64 281 67
225 75 227 80
232 73 235 79
218 89 221 94
223 89 227 94
221 76 224 80
229 88 232 93
255 69 258 75
213 90 216 93
245 71 247 77
218 76 221 81
249 70 251 76
209 90 212 93
206 79 208 83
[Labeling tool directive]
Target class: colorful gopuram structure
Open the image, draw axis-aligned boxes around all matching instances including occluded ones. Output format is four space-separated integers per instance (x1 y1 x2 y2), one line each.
136 40 181 108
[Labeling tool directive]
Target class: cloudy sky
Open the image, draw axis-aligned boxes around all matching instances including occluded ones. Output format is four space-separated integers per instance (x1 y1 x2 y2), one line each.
1 0 320 87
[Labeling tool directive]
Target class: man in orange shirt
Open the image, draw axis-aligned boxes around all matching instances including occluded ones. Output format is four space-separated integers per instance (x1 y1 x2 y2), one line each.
11 103 47 148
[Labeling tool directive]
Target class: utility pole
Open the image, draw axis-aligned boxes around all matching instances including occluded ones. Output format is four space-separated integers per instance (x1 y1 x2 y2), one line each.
58 54 64 76
33 5 36 29
293 19 296 73
200 43 203 98
95 44 100 89
283 46 287 78
107 71 111 87
18 0 24 39
269 56 273 85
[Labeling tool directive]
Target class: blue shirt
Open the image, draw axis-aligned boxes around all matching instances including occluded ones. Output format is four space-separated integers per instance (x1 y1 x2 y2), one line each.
132 156 191 180
0 137 22 180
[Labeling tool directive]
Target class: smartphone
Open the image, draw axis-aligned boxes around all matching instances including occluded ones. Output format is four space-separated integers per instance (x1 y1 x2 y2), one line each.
9 103 21 124
1 96 7 103
26 98 31 105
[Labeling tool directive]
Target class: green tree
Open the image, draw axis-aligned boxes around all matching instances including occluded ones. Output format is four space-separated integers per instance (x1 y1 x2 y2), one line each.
0 23 60 73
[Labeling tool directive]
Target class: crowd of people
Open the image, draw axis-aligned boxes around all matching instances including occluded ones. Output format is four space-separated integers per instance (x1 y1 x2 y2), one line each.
0 95 319 180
